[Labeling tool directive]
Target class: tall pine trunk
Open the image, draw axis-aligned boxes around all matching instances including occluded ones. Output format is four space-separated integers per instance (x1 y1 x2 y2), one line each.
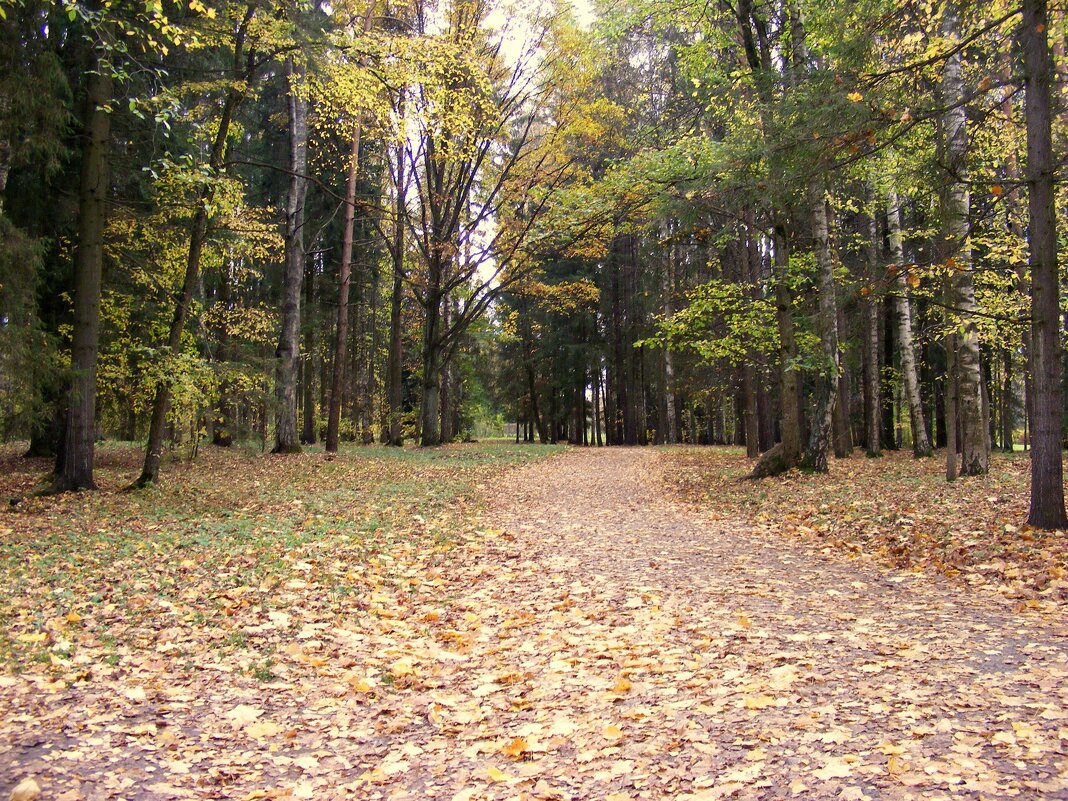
273 57 309 454
1023 0 1068 527
419 253 444 446
52 63 112 492
661 229 678 444
887 190 932 456
749 228 801 477
301 254 317 444
326 127 361 452
863 207 881 457
941 0 987 476
800 181 840 473
386 146 406 447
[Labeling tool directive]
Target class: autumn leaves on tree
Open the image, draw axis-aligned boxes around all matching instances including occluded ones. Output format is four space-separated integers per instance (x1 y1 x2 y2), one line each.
1 0 1067 526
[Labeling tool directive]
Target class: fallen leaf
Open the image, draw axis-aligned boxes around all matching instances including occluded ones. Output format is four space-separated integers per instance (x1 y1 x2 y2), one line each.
501 737 528 758
10 778 41 801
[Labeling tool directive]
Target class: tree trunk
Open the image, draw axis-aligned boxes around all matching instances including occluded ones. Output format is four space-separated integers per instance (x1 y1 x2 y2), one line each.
800 182 840 473
1001 350 1014 452
135 6 253 486
273 57 309 454
439 293 453 443
51 64 112 492
946 332 959 481
749 229 801 477
301 253 317 444
386 218 405 446
1023 0 1068 527
832 300 853 458
942 1 987 476
326 127 361 452
864 209 881 457
661 228 679 444
418 251 445 446
887 190 933 456
593 364 603 446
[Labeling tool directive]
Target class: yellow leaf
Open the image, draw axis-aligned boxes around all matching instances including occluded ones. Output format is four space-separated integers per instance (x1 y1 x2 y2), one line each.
486 765 511 782
847 91 864 102
743 695 775 710
603 724 624 740
736 614 751 629
814 756 854 780
10 777 41 801
16 632 47 644
501 737 528 758
246 720 283 739
612 676 633 693
65 612 82 624
226 704 263 727
907 274 921 289
345 672 374 692
390 658 415 678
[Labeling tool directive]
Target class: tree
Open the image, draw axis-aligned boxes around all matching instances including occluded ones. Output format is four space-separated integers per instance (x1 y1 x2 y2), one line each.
1021 0 1066 528
135 1 261 485
402 0 571 445
940 0 988 478
273 54 310 454
887 189 932 457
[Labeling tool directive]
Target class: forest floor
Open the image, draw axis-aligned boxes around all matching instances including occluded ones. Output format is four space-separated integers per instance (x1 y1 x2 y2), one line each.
1 444 1067 800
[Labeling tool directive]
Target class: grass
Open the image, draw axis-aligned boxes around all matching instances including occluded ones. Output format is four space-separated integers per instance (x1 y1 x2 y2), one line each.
0 439 563 675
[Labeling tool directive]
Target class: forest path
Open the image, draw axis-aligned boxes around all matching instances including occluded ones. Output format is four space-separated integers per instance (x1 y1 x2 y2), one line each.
5 447 1068 801
468 446 1068 800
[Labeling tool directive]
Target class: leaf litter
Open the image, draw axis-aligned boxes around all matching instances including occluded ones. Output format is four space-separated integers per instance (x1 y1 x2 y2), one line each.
1 444 1066 800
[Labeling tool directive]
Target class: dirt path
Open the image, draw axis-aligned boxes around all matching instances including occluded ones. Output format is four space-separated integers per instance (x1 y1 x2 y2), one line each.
3 447 1067 800
468 447 1068 799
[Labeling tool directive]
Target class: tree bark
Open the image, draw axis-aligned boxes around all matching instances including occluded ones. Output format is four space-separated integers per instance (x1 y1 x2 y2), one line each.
941 0 987 476
832 300 852 458
661 233 679 444
800 181 840 472
1023 0 1068 527
301 252 317 445
749 228 801 478
51 64 112 492
419 250 444 446
887 190 933 457
273 57 309 454
439 292 453 442
326 127 362 452
946 332 959 481
863 209 882 457
386 146 406 446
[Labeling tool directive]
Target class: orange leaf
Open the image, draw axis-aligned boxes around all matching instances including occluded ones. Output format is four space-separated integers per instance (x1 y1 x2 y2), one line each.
501 737 528 758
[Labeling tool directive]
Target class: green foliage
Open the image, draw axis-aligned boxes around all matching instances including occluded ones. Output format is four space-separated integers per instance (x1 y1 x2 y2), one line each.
0 216 56 438
642 279 776 367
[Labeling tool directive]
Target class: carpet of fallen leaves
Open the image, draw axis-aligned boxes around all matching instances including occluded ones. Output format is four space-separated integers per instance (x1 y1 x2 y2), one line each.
3 444 1068 801
660 447 1068 614
0 441 561 799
